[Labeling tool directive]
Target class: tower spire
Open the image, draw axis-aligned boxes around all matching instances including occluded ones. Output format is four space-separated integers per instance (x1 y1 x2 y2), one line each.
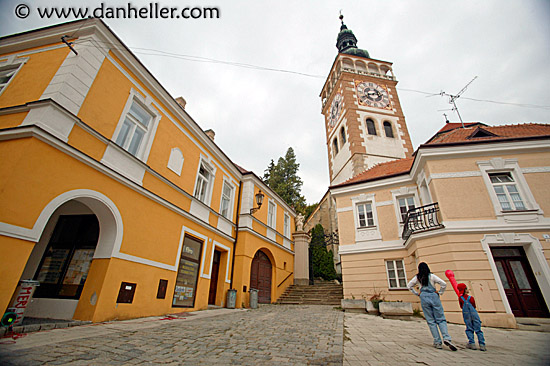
335 15 370 58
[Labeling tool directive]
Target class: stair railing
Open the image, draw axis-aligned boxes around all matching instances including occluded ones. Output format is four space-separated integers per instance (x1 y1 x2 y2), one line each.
277 272 294 288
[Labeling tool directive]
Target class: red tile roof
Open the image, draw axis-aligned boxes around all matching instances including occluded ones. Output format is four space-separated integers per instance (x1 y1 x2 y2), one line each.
234 164 250 174
332 123 549 188
333 157 414 187
425 123 550 145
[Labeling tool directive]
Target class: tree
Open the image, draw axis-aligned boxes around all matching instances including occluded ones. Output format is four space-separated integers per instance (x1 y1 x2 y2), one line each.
310 224 337 281
303 203 319 221
263 147 307 213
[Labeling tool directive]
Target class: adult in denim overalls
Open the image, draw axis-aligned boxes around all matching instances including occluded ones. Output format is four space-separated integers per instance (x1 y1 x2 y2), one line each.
407 262 457 351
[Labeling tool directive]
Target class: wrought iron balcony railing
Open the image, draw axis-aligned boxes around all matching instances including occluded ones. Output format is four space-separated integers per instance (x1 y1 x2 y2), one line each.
402 203 444 241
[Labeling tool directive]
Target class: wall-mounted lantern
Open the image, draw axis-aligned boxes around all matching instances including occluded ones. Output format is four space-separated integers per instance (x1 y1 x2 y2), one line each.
250 190 265 215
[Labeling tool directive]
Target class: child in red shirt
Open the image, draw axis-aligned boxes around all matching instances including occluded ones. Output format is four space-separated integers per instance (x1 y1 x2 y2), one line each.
457 283 486 351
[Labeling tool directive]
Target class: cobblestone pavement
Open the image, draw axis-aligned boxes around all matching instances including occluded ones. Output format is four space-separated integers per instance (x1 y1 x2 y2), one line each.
0 305 343 365
1 306 549 365
344 313 550 366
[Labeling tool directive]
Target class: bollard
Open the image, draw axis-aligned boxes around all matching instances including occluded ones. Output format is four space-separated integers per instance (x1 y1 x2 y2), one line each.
249 288 258 309
226 289 237 309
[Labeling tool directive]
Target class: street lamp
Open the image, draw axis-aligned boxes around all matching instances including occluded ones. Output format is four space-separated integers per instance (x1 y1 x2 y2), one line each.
250 190 265 214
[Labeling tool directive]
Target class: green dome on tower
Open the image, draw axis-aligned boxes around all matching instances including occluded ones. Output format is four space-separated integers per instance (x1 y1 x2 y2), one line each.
336 15 370 59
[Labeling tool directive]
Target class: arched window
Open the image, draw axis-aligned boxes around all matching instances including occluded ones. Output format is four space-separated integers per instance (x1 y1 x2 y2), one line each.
384 121 394 138
366 119 377 135
340 127 346 145
333 138 339 155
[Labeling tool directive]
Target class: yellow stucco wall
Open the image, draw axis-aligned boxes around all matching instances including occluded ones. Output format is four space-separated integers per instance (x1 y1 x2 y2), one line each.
0 46 70 109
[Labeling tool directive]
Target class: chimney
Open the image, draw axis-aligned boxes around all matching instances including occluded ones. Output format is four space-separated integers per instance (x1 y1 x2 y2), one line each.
175 96 186 109
205 129 215 141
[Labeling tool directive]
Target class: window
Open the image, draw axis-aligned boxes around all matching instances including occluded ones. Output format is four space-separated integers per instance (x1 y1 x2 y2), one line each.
386 260 407 289
115 100 153 156
333 138 339 155
220 181 233 219
357 202 374 228
0 64 20 93
489 173 526 211
194 163 213 203
384 121 394 138
398 196 416 223
366 119 377 135
267 201 276 228
284 213 290 237
340 127 346 145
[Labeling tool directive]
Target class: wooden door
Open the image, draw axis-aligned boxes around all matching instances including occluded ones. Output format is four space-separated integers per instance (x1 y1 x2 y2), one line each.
492 247 549 318
208 250 221 305
250 251 272 304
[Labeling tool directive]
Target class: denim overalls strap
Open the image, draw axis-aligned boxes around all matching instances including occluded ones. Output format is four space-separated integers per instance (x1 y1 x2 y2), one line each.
461 295 474 312
421 274 437 294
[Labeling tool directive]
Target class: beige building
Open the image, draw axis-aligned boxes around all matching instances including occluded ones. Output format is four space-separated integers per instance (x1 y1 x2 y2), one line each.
331 123 550 328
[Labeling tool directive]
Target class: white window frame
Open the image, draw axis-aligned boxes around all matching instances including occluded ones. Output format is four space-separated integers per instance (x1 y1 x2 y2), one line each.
219 178 236 220
267 199 277 229
385 259 408 289
488 172 526 211
112 90 161 161
391 187 420 226
351 193 382 242
356 202 375 228
284 212 291 238
194 159 215 205
0 56 27 97
477 158 540 217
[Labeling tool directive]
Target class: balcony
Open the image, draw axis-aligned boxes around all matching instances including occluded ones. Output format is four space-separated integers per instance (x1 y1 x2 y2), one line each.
402 203 444 240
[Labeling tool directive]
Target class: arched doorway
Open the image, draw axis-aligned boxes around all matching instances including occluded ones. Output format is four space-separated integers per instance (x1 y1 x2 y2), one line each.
33 214 99 300
20 190 121 320
250 251 272 303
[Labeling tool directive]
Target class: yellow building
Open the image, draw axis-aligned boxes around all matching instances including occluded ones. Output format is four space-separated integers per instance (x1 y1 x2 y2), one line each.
331 123 550 328
0 19 295 323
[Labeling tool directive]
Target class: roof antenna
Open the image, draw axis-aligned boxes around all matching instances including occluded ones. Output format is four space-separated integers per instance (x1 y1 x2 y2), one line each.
443 113 449 124
440 76 477 128
61 35 78 56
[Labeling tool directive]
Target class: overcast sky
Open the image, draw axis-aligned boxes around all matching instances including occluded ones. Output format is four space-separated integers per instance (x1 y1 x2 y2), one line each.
1 0 549 204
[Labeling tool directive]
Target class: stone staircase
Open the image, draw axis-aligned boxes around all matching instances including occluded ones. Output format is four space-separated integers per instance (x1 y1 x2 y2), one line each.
275 280 343 306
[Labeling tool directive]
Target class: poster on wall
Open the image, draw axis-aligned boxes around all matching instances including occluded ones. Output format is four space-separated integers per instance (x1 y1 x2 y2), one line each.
173 235 203 307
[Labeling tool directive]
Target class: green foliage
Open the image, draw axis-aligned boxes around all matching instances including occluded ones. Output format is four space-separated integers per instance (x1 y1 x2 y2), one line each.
303 203 319 221
310 224 337 281
263 147 307 213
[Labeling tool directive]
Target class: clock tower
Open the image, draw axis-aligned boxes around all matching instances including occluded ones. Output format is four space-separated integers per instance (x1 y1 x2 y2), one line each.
321 16 414 185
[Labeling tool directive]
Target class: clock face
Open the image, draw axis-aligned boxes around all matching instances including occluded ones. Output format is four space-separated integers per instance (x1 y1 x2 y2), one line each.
328 93 342 127
357 82 390 109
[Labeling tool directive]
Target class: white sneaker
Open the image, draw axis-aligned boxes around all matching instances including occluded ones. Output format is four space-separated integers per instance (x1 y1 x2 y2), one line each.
434 343 443 349
466 343 477 350
479 344 487 351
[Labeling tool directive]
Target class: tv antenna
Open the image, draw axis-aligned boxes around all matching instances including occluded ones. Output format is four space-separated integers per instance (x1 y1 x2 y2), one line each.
440 76 477 128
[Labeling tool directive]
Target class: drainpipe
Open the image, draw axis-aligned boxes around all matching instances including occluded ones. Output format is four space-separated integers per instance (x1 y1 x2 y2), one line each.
230 180 242 289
